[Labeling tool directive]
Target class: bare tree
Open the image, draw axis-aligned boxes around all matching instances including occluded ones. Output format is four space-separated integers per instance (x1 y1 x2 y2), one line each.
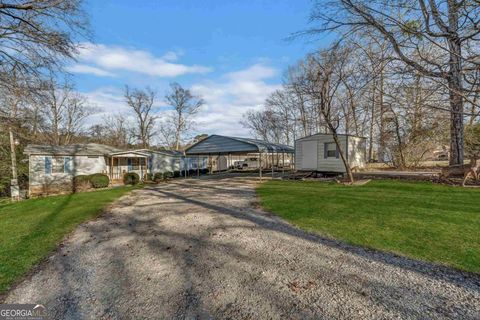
124 86 157 148
103 114 132 148
309 0 480 165
307 45 356 182
63 93 94 144
0 0 89 84
241 109 274 142
164 82 203 150
157 120 177 149
41 77 94 145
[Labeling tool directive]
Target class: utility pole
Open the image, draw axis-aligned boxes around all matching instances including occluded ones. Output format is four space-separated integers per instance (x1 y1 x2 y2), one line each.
9 66 22 201
9 113 19 201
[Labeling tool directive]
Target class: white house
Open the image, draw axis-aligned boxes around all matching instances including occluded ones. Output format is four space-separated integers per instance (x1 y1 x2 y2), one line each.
24 144 206 196
295 133 366 173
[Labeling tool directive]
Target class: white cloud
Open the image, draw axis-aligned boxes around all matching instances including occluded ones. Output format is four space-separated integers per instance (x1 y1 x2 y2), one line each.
190 63 281 137
70 43 211 77
225 63 278 81
67 64 116 77
81 63 280 140
161 51 181 61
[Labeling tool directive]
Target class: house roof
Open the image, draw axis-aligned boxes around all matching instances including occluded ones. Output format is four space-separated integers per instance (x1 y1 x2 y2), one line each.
109 150 151 157
24 144 186 157
295 132 367 142
185 134 294 155
24 143 122 156
136 149 184 157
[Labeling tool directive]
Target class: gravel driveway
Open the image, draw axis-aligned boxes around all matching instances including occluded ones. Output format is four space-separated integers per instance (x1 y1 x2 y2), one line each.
5 176 480 319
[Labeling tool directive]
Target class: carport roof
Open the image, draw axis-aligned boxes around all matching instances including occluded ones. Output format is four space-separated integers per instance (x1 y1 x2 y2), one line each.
185 135 294 155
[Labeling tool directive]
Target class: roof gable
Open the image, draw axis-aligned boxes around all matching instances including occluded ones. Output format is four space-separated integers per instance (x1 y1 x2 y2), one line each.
185 135 294 155
186 135 259 155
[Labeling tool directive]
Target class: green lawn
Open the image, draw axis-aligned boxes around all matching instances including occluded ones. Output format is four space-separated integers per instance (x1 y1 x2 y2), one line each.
257 180 480 273
0 187 134 294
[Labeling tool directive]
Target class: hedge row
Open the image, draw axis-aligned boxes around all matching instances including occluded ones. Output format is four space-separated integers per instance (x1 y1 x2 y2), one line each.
151 168 209 182
123 172 140 185
73 173 110 191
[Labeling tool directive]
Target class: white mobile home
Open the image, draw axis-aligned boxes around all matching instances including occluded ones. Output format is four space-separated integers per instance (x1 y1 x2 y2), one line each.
24 144 192 196
295 133 366 173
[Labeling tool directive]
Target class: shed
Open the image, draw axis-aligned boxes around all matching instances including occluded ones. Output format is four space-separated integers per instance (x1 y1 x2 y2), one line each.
295 133 366 173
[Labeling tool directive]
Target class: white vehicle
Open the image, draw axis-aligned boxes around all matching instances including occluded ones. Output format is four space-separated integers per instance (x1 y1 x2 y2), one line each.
233 160 246 169
244 157 259 169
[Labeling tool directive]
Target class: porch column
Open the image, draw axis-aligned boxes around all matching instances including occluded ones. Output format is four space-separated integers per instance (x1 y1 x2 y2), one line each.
110 156 113 181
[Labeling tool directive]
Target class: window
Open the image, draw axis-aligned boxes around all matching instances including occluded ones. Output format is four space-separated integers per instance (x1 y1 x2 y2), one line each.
45 157 52 175
45 156 72 174
325 143 338 158
64 157 73 174
52 157 65 173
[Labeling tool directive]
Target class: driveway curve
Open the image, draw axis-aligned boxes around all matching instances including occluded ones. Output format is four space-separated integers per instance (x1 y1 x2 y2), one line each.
5 176 480 319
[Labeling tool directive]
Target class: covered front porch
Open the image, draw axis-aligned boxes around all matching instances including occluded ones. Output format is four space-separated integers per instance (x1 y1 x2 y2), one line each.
108 151 150 182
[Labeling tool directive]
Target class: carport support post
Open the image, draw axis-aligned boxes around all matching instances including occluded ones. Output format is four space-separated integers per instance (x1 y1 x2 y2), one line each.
208 155 212 174
184 158 187 179
258 152 262 181
197 155 200 177
271 153 274 178
282 152 285 175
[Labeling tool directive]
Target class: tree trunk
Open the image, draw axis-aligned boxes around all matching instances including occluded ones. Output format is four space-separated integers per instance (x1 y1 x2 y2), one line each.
447 4 464 166
377 68 386 162
368 80 376 161
332 133 354 183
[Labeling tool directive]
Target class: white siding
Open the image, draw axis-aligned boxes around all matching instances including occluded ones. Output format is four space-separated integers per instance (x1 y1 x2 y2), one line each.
295 134 366 172
150 153 181 173
348 136 367 168
185 156 208 170
316 135 347 172
29 155 108 186
297 140 318 170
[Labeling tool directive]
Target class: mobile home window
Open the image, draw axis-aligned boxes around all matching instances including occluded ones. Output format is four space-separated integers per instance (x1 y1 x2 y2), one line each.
325 143 338 158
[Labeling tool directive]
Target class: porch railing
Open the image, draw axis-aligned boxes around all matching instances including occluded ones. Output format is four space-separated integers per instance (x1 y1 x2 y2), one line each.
110 166 147 181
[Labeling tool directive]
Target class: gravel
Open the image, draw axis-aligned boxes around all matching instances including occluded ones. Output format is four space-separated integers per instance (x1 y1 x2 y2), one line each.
5 176 480 319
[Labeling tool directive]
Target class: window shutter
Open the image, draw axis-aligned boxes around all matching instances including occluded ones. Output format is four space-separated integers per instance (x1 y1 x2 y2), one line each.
336 145 340 159
45 156 52 175
64 156 72 174
324 143 328 159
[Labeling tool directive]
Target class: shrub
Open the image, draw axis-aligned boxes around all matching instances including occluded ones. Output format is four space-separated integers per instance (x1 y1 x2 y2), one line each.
145 173 153 181
200 168 209 175
89 173 110 188
173 170 181 178
164 171 174 179
123 172 140 185
154 172 163 182
188 169 196 176
73 175 91 191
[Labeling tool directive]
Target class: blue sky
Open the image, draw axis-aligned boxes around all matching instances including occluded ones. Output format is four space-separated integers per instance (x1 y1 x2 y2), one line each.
72 0 330 138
